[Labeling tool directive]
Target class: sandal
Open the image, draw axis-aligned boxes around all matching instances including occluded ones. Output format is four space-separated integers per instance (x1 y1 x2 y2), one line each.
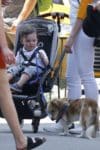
17 136 46 150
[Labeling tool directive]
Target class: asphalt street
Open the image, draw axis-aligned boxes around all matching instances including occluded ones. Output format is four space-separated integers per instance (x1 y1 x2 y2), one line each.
0 117 100 150
1 79 100 150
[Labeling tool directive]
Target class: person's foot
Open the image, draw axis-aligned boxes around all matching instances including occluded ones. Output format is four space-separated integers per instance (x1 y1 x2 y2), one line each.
43 121 64 133
10 83 22 93
69 125 82 134
17 136 46 150
43 122 75 133
68 123 75 130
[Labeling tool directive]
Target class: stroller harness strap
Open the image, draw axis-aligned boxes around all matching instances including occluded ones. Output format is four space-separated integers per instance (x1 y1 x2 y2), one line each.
19 47 45 71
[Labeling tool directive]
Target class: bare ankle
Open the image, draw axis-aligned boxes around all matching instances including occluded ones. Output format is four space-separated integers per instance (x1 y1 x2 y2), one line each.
16 136 27 150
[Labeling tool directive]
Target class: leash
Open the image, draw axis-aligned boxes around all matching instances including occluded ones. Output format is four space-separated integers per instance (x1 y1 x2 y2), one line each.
56 103 68 123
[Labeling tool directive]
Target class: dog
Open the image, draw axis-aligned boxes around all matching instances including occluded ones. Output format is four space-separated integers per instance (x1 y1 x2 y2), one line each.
47 98 99 139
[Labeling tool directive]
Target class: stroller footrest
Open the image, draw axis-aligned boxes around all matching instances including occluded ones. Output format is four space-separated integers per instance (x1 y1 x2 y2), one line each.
13 94 37 101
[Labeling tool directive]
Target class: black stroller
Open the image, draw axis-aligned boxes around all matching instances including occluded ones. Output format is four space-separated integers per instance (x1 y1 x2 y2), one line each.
0 17 59 133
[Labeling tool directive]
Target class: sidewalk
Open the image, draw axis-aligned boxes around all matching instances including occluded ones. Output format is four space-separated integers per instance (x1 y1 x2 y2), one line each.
0 79 100 150
0 117 100 150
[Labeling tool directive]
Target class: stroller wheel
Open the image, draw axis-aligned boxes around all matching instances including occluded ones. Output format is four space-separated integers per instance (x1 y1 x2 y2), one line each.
32 118 40 133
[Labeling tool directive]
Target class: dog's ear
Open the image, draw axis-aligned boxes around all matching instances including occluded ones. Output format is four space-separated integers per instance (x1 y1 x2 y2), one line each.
60 98 70 105
51 99 59 106
61 98 69 102
50 99 61 108
61 98 70 107
51 98 70 107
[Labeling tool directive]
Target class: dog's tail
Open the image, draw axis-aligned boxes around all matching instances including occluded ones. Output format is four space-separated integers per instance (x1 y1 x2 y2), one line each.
86 125 97 139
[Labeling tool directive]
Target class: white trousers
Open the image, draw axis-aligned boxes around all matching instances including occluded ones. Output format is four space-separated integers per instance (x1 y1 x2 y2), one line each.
66 29 98 101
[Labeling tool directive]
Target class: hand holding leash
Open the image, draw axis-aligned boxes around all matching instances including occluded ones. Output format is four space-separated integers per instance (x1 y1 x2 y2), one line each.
64 36 74 53
64 45 72 53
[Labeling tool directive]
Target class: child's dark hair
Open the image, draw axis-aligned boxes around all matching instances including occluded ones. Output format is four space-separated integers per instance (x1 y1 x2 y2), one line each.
19 23 37 39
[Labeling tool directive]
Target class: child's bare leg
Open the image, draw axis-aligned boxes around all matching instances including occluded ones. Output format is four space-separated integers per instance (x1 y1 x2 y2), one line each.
17 73 30 87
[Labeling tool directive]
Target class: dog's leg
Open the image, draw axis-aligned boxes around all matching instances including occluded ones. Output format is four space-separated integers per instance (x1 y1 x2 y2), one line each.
77 126 95 140
86 125 97 139
86 106 99 139
59 120 70 136
76 113 87 138
77 105 90 139
77 119 97 139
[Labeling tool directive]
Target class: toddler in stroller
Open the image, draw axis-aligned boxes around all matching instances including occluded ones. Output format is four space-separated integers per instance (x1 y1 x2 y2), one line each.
0 17 58 133
7 23 49 93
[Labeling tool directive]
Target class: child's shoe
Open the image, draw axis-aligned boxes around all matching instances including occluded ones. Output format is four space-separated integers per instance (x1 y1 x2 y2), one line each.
10 83 22 93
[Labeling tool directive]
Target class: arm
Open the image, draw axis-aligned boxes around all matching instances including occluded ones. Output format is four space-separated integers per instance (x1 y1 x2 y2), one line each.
64 0 91 53
15 51 20 65
11 0 37 31
64 18 83 53
39 50 49 66
62 0 70 7
0 4 15 64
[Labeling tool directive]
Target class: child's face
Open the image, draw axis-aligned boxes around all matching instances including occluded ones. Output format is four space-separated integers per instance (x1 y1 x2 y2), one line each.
22 33 38 51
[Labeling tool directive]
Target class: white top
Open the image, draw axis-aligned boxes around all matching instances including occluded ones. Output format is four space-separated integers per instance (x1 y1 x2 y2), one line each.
16 47 47 69
69 0 99 27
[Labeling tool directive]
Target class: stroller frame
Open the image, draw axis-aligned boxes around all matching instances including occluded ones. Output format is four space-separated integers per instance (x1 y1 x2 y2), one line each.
0 17 58 133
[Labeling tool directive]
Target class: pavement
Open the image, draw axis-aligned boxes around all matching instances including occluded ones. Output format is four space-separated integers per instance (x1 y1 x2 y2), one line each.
0 116 100 150
1 79 100 150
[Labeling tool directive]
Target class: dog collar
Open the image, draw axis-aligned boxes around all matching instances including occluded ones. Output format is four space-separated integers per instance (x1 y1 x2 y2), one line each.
56 104 68 123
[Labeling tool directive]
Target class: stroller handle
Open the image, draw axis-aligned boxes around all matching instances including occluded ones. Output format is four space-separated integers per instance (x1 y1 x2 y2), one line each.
38 12 69 19
13 94 37 101
38 12 69 32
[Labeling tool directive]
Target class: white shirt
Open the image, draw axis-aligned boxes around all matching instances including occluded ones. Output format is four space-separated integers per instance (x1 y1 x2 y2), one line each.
16 47 46 69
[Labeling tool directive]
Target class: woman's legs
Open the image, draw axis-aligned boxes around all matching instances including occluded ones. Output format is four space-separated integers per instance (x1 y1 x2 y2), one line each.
0 69 46 149
66 47 82 99
0 69 26 148
75 29 98 101
66 29 98 101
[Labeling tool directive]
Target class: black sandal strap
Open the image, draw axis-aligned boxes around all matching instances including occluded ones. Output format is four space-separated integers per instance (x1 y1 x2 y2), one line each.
27 136 46 149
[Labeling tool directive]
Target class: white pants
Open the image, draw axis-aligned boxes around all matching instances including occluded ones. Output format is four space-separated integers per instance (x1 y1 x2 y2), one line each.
66 29 98 101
